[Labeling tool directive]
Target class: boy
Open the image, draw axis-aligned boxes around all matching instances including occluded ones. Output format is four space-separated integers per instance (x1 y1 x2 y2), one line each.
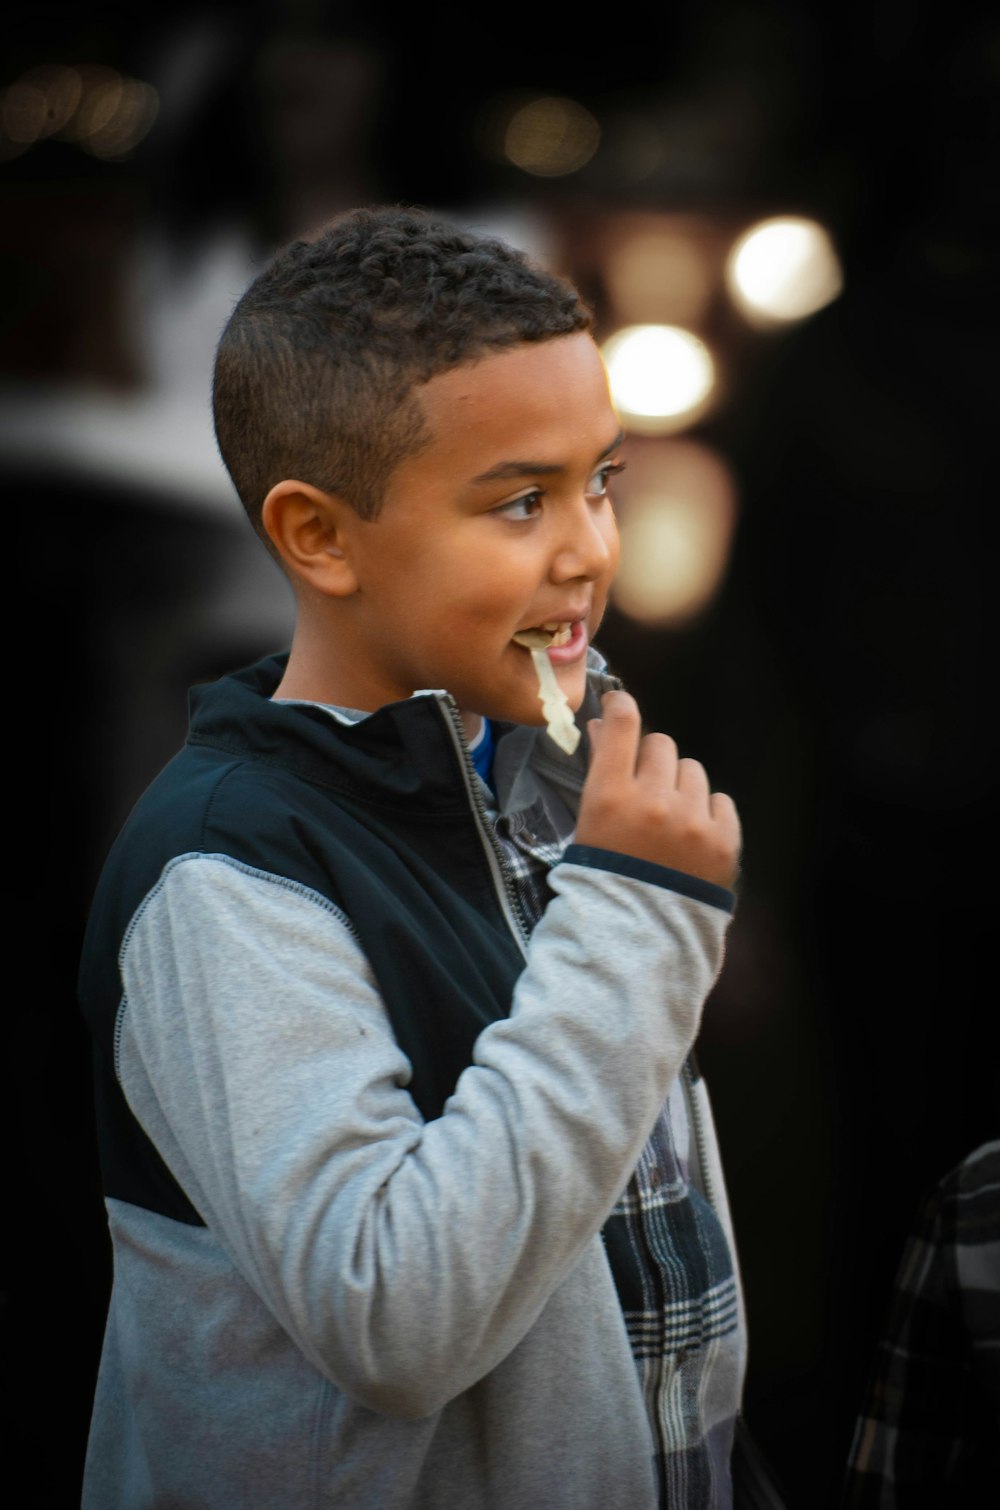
80 207 745 1509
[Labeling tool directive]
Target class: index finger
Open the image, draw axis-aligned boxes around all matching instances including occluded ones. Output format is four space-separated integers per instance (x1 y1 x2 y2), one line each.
586 690 642 780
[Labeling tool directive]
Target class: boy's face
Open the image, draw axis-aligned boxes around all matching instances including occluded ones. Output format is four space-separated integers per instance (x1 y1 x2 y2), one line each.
336 332 623 729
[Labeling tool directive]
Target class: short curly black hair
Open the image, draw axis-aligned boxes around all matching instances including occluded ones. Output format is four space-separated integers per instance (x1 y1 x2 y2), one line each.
212 206 593 540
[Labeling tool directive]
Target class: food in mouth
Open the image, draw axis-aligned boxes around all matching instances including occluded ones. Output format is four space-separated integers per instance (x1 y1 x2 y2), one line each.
509 625 573 650
511 623 581 755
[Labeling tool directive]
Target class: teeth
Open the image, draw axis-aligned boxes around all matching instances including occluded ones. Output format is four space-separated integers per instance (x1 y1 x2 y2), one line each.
512 621 574 650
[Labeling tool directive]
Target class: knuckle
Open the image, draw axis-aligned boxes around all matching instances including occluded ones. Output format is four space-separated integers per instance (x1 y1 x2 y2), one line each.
645 797 671 826
681 818 707 847
602 691 637 722
678 756 707 780
580 792 616 825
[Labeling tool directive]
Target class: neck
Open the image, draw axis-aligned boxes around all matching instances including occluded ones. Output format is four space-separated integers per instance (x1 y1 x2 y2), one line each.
273 619 485 743
271 611 382 709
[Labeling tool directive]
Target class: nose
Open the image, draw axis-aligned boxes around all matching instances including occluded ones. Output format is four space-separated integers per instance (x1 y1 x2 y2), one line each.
549 497 619 584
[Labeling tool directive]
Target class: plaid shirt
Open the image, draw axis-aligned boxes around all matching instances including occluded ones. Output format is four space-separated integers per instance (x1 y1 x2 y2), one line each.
482 776 743 1510
843 1140 1000 1507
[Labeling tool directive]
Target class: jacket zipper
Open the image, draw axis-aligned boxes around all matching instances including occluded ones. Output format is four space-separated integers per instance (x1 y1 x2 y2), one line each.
438 699 532 959
683 1058 718 1213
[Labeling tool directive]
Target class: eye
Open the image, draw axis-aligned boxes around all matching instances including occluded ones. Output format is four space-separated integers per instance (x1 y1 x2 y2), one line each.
493 491 543 521
587 460 626 499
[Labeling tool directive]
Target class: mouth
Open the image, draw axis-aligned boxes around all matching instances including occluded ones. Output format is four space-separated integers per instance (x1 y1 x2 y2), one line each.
511 618 589 671
511 620 575 650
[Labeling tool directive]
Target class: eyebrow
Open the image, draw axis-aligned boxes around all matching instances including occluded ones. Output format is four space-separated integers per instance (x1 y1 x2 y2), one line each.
470 429 626 485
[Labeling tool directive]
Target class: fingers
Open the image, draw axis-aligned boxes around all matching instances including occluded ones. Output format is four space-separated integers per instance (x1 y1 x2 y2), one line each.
676 756 710 807
586 690 641 777
634 731 678 786
590 698 715 802
709 790 742 847
582 692 741 880
577 696 742 885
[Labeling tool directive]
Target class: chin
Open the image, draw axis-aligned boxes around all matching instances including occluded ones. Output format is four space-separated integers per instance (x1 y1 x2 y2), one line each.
562 669 590 712
485 656 588 729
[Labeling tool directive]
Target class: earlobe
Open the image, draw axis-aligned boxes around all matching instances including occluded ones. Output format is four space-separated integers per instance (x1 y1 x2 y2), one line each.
261 481 360 597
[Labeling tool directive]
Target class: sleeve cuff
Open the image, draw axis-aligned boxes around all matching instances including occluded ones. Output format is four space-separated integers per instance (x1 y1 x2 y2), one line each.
560 844 735 915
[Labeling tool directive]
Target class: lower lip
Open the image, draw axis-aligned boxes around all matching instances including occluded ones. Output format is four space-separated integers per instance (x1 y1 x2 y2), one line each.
546 620 588 665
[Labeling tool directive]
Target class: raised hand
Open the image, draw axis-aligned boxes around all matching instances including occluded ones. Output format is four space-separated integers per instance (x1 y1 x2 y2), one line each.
575 691 741 889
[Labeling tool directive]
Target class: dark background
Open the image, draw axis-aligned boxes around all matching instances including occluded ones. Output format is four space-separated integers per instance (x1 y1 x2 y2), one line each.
6 2 997 1504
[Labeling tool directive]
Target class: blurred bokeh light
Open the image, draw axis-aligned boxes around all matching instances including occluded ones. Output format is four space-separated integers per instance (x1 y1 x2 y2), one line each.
603 216 716 327
500 95 600 177
726 215 843 326
77 75 158 160
2 67 77 146
612 438 737 624
601 323 716 433
0 62 158 162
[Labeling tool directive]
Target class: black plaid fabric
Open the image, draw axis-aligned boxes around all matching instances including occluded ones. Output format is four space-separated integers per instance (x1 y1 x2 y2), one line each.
843 1140 1000 1507
481 780 743 1508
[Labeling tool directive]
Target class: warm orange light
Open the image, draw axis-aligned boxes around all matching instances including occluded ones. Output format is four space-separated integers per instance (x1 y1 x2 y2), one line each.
503 96 600 177
0 63 158 160
612 439 738 625
601 325 717 435
604 222 715 327
726 216 843 325
81 77 159 159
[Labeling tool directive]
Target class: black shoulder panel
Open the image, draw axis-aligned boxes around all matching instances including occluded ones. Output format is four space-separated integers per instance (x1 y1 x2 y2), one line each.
79 661 527 1221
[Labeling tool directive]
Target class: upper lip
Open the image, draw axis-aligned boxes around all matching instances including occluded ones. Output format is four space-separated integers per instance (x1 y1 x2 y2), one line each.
519 607 590 631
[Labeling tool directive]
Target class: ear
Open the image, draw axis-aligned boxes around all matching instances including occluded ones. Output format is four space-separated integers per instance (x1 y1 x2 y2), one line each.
261 480 361 597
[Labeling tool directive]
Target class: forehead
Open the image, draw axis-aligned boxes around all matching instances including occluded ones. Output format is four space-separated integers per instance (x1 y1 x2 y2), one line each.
411 332 618 474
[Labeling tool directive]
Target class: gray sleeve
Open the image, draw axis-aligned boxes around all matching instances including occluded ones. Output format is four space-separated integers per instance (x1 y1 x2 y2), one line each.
117 851 729 1418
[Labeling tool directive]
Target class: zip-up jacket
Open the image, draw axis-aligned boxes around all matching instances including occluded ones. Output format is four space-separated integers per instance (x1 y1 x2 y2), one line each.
79 651 741 1509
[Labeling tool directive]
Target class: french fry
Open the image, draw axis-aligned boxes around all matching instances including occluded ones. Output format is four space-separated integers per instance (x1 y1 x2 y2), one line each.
511 628 580 754
529 647 580 754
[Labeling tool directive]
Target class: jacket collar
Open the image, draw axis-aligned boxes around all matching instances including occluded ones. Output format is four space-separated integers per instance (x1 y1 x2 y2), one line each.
187 650 621 817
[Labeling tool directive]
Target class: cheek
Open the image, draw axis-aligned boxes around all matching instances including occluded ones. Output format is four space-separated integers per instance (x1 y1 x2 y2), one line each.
428 583 515 642
451 556 529 619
